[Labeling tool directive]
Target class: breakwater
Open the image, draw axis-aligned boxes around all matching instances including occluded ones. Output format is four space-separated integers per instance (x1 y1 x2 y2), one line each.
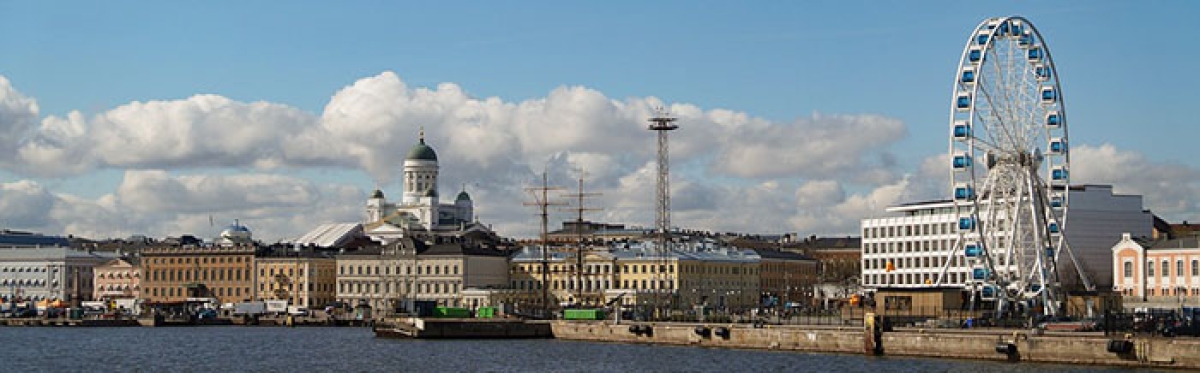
550 321 1200 370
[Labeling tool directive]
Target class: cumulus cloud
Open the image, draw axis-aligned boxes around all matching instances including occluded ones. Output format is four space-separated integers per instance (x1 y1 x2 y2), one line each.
0 173 364 242
1072 144 1200 221
16 95 318 176
710 112 906 179
0 180 56 228
0 76 40 167
0 71 928 239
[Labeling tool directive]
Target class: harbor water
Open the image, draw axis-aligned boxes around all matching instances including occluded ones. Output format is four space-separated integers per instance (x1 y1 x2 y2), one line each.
0 327 1171 372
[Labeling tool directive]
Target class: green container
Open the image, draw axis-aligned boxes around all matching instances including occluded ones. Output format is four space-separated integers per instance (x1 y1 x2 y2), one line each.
476 307 496 318
432 307 470 318
69 308 84 319
564 309 605 320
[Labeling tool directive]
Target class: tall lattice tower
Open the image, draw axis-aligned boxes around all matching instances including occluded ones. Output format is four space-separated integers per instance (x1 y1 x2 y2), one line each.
648 109 678 317
648 109 678 242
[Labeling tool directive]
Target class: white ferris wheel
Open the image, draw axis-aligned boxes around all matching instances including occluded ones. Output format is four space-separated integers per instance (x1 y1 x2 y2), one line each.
937 16 1091 317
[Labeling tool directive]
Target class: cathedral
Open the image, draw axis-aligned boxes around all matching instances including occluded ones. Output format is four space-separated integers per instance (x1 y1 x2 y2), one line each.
363 132 492 243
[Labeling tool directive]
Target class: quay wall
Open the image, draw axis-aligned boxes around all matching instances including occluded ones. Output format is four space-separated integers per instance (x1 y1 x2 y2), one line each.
551 321 1200 370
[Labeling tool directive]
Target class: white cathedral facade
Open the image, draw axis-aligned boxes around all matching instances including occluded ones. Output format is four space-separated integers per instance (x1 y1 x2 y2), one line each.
364 133 481 240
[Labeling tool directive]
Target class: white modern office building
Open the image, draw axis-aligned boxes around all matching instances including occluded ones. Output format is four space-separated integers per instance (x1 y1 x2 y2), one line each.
860 185 1152 291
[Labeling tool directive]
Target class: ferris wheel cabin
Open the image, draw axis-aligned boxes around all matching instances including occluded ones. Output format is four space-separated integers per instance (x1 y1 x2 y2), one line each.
956 94 972 110
1049 137 1067 154
952 121 971 140
952 154 972 170
1044 111 1061 128
1027 45 1043 62
968 48 983 64
1035 64 1051 81
964 242 983 257
960 68 976 85
953 183 975 200
1041 86 1057 104
1051 166 1069 184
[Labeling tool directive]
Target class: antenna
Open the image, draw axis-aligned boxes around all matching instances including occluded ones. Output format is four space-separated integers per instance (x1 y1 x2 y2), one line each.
524 170 566 318
559 171 602 307
647 107 679 319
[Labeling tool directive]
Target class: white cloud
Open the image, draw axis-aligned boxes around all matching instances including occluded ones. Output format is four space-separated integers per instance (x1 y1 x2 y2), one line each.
1072 144 1200 222
0 173 364 242
710 112 906 179
0 71 957 239
0 76 41 169
0 180 56 228
5 71 1196 239
15 94 318 176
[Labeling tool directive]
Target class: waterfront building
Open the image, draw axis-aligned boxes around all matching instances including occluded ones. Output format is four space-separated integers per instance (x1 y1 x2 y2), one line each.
93 258 141 302
363 132 494 244
1111 233 1200 307
335 237 509 314
785 236 862 283
545 221 654 243
754 249 818 308
860 185 1152 291
255 252 337 310
505 242 763 312
139 245 256 305
0 230 112 304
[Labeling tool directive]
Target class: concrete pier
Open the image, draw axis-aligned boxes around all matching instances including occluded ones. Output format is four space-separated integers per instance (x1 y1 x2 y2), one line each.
550 321 1200 370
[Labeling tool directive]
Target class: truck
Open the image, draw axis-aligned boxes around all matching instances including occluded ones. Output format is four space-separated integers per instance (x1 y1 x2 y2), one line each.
232 302 267 316
286 306 309 316
265 300 288 314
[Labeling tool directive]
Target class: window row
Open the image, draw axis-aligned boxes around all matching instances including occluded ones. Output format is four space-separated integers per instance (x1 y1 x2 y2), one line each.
339 264 459 276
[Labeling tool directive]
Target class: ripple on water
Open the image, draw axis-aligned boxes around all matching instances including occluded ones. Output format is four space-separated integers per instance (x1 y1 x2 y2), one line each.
0 327 1171 373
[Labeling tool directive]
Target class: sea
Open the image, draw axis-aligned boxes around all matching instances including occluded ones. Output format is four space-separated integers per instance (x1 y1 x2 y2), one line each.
0 327 1171 372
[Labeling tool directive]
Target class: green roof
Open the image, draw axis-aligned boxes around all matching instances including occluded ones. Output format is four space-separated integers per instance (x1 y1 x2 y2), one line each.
456 190 471 202
406 139 438 161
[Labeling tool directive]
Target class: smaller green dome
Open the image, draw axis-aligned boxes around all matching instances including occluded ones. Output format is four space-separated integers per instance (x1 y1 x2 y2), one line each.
456 190 471 202
370 189 385 199
406 136 438 161
424 189 439 197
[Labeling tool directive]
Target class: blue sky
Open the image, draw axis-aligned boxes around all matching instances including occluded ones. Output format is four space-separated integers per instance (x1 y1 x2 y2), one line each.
1 1 1197 241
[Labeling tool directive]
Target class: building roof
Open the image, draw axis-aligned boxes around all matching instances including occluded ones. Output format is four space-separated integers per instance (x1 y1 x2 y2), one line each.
510 241 761 263
0 230 71 248
1148 236 1200 250
371 189 385 199
292 223 363 248
456 190 471 202
419 243 508 257
753 249 815 261
0 246 115 261
406 138 438 161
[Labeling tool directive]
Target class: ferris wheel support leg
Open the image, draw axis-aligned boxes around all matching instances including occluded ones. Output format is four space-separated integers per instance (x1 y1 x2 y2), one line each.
1059 237 1095 292
934 242 964 286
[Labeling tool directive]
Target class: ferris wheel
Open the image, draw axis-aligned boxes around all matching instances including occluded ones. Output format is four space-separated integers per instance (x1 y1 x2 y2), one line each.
938 16 1090 317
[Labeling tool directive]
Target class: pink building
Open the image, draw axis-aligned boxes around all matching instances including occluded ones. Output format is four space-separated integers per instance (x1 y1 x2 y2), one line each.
1111 233 1200 304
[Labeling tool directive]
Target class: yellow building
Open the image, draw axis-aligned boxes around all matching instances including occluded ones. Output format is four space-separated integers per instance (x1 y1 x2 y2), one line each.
140 245 256 305
335 238 510 314
255 253 337 310
505 243 763 314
